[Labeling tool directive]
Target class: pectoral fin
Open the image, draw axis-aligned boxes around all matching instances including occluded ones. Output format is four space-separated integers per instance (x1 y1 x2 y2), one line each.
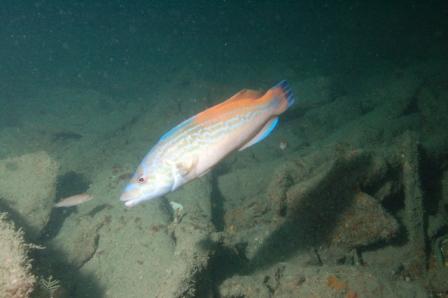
176 155 198 177
168 156 198 191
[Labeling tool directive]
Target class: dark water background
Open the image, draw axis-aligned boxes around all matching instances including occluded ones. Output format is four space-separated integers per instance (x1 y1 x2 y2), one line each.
1 0 447 98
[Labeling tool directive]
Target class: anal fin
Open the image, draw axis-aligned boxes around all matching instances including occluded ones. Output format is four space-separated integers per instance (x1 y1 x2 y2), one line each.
238 117 279 151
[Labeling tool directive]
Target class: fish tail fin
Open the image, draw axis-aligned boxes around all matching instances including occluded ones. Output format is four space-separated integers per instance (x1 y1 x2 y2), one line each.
265 80 295 115
275 80 295 108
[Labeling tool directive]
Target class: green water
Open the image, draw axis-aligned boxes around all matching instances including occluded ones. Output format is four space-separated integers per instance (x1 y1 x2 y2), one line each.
0 1 447 297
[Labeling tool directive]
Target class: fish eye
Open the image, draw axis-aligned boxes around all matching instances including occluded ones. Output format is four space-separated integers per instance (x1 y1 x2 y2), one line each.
137 177 145 183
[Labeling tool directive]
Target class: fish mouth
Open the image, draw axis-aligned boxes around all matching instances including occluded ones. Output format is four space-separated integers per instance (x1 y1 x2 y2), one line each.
124 199 140 208
120 195 146 208
119 182 148 207
119 185 171 207
120 190 141 207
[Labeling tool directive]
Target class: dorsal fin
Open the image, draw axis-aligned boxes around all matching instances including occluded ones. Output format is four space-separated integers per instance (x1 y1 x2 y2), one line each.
224 89 261 103
195 89 262 124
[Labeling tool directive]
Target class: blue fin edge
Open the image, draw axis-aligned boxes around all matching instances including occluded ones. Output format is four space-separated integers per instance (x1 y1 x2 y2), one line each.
239 117 279 151
274 80 295 108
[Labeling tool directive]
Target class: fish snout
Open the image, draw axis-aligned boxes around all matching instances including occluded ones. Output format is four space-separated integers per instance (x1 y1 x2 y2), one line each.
119 183 143 206
119 192 131 202
120 191 146 208
120 184 135 200
119 182 172 207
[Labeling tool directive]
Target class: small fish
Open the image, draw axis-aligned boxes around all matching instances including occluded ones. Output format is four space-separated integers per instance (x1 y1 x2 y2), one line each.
54 193 93 208
120 80 295 207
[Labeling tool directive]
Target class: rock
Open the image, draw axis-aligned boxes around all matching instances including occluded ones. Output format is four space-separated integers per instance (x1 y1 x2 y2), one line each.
373 180 401 202
416 80 448 149
218 274 271 298
155 177 215 298
218 161 275 207
75 177 215 298
75 201 174 298
441 169 448 211
427 214 447 239
0 212 36 298
47 215 100 268
328 192 399 249
218 265 428 298
0 151 58 240
229 148 400 268
398 132 427 277
427 267 448 293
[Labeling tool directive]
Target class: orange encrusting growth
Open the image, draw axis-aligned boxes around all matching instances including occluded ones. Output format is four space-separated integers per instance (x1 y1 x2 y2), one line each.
327 275 347 291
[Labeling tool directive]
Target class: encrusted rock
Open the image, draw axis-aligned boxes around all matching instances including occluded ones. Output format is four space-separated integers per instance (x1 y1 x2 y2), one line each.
0 151 58 240
329 192 399 249
0 212 36 298
46 215 100 268
219 265 428 298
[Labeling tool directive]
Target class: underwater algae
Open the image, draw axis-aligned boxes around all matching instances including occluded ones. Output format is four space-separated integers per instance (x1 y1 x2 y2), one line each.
0 213 35 298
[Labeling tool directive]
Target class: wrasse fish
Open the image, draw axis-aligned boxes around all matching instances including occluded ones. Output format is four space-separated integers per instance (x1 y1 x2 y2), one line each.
120 80 295 207
54 193 93 208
